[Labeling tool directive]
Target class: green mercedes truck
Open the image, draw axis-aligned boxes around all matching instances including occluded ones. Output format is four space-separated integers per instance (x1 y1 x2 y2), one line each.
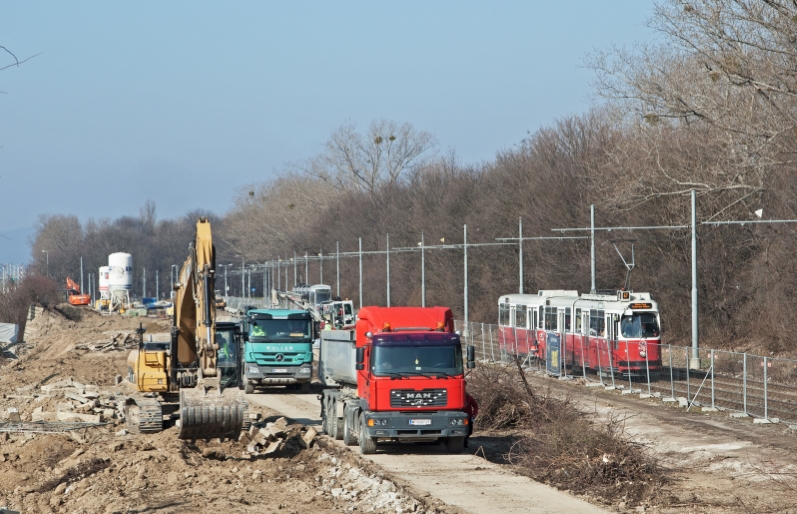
241 309 314 394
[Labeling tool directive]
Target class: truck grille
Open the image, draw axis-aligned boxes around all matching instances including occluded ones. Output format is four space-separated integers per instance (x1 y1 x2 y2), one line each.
390 389 447 408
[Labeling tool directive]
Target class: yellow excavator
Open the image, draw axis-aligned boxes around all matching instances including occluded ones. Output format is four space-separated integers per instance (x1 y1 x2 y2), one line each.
124 218 247 439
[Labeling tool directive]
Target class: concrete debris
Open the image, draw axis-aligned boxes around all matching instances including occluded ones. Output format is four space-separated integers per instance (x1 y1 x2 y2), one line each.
3 376 123 427
74 332 138 352
228 417 317 458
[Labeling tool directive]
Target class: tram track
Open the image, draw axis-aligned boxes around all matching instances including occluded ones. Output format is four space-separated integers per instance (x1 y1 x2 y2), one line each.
534 358 797 422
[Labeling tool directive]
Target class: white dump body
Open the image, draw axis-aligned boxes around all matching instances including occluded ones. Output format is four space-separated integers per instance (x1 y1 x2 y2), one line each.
319 329 358 387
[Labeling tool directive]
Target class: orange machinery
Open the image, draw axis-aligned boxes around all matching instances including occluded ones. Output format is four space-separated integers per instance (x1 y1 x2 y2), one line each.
66 277 91 306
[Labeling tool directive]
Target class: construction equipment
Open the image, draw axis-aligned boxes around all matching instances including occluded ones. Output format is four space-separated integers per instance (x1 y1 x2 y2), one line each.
124 218 247 439
319 306 476 454
240 309 314 394
66 277 91 306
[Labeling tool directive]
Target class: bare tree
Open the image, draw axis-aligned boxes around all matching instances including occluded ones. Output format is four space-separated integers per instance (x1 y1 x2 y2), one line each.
588 0 797 217
302 119 437 194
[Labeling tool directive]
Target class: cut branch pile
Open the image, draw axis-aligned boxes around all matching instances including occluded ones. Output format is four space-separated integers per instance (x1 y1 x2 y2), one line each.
468 364 664 506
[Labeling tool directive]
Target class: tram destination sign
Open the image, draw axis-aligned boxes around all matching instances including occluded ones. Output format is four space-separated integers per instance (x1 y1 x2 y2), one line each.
630 302 653 309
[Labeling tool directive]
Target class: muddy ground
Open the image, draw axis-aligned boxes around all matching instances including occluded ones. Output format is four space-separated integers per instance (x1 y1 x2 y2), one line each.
4 306 797 513
0 307 445 514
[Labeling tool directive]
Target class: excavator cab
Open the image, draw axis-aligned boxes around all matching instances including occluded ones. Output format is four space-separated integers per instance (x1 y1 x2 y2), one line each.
216 322 243 390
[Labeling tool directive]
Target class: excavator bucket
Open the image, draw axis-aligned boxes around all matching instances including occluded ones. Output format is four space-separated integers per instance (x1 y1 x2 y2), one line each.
178 388 247 440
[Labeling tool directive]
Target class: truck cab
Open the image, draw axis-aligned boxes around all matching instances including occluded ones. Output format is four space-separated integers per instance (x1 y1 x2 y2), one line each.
320 306 476 454
241 309 314 394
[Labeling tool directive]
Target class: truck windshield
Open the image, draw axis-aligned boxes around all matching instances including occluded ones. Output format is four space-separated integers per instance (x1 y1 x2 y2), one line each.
620 313 659 338
249 319 311 341
371 345 463 377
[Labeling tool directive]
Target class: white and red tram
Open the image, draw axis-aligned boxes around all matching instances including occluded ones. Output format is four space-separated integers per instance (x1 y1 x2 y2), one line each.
498 290 662 376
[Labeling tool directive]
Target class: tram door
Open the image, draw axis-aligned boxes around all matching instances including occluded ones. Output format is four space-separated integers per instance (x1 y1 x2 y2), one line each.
531 309 538 343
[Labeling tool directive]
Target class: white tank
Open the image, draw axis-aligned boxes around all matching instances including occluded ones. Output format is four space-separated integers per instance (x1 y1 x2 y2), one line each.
108 253 133 292
98 266 111 292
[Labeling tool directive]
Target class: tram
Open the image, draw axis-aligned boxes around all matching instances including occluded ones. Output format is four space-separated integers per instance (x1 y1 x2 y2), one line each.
292 284 332 312
498 290 662 377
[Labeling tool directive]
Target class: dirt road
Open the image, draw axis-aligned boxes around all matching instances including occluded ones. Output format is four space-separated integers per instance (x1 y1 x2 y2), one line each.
245 389 609 514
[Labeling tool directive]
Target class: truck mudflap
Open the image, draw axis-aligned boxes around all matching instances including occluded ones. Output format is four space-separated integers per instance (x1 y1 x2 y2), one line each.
178 388 247 440
361 410 469 440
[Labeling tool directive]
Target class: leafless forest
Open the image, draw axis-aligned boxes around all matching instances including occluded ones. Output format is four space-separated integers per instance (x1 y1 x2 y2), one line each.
26 1 797 353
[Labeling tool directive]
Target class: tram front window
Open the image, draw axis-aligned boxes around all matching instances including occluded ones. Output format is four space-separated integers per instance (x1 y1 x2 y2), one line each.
621 313 659 338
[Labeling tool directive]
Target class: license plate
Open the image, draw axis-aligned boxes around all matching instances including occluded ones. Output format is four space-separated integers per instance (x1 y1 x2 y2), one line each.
272 368 288 373
409 419 431 426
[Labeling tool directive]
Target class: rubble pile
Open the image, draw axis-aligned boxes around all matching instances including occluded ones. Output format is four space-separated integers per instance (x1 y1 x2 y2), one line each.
2 377 124 425
238 415 318 457
314 449 433 514
73 332 138 352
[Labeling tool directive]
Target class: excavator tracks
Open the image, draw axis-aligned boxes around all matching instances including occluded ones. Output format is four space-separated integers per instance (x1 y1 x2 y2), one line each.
178 388 247 440
125 396 164 434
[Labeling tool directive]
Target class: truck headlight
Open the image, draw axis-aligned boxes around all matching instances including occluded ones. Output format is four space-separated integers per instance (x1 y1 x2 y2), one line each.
298 367 311 374
367 418 388 427
248 366 259 374
449 418 468 426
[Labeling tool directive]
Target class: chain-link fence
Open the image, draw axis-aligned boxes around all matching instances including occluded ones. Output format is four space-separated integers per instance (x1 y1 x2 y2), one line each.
223 296 268 314
456 320 797 425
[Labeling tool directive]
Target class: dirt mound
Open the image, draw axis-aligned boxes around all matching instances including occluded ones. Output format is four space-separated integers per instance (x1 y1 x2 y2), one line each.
23 305 169 361
0 405 433 514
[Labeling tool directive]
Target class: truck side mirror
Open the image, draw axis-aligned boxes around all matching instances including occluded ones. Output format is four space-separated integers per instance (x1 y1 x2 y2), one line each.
356 347 365 371
466 345 476 369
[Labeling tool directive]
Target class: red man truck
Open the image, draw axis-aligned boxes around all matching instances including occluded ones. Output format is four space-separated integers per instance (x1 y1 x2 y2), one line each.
319 306 476 454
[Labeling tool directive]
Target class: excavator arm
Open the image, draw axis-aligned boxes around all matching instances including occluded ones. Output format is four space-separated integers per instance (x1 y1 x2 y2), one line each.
172 218 247 439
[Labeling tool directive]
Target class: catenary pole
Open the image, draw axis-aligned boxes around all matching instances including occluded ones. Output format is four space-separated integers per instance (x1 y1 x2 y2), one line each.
518 217 523 294
358 238 363 309
590 205 596 293
691 190 700 369
386 234 390 307
421 232 425 307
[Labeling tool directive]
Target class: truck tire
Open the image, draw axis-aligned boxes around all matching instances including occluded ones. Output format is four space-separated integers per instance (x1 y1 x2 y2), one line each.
444 436 465 453
244 382 255 394
358 413 377 454
300 381 311 394
343 411 358 446
328 397 344 440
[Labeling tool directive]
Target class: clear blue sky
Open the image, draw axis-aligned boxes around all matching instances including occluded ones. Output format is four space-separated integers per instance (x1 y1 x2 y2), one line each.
0 1 655 262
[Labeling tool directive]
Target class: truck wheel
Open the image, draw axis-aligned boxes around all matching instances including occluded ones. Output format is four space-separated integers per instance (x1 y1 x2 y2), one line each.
342 412 358 446
444 436 465 453
329 397 344 440
358 414 377 454
300 381 311 394
244 383 254 395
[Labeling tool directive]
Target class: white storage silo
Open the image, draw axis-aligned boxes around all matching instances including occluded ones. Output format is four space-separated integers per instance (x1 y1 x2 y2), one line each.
108 252 133 309
99 266 111 300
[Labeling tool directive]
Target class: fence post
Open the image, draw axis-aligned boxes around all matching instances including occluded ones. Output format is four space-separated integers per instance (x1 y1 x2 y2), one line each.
596 339 604 386
685 346 691 405
581 336 587 379
743 353 747 415
710 349 715 409
607 341 617 389
626 342 633 391
513 326 518 362
489 325 496 363
645 343 652 396
764 356 768 420
481 323 486 362
669 345 674 400
499 326 506 366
